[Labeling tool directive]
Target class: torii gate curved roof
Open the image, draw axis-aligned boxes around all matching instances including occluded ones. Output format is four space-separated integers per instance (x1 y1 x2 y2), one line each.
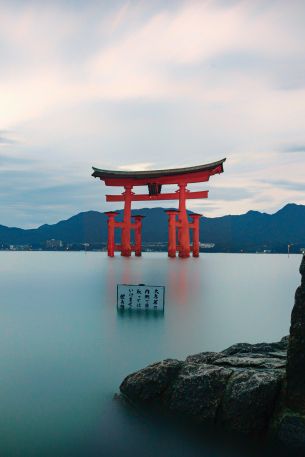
92 158 226 186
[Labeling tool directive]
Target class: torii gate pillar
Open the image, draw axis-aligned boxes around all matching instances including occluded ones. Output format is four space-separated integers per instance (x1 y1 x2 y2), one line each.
121 185 133 257
166 210 179 258
104 211 118 257
134 215 144 256
178 183 191 258
190 214 201 257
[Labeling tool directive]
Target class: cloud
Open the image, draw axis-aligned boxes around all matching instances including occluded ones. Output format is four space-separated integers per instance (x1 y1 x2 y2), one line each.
280 144 305 153
0 130 17 145
261 179 305 192
0 0 304 226
0 154 34 166
1 1 305 126
0 164 104 227
118 162 155 171
0 137 14 145
205 186 254 201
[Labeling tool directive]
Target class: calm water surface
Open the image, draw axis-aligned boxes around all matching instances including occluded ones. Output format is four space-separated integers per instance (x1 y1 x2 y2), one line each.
0 252 301 457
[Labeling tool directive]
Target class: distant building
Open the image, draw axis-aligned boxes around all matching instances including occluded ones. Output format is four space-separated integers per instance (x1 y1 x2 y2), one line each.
200 243 215 249
9 244 31 250
46 239 63 249
19 245 31 250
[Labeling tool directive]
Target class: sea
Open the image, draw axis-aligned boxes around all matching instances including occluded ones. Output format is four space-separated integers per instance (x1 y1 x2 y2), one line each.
0 252 302 457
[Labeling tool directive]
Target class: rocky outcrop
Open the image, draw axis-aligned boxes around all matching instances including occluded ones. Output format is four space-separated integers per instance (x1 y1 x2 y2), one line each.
274 254 305 452
118 254 305 450
120 338 287 436
287 254 305 413
120 359 183 404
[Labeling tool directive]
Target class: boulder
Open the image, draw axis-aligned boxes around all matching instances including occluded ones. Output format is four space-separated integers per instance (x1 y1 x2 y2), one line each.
220 369 284 434
165 363 232 424
213 355 285 369
119 341 286 435
286 254 305 413
276 412 305 452
119 359 182 404
221 339 288 357
185 351 221 364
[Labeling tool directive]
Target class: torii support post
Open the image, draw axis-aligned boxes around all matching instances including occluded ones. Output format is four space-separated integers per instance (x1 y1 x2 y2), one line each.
104 211 119 257
121 185 133 257
166 210 179 257
178 183 191 258
190 214 202 257
133 215 144 256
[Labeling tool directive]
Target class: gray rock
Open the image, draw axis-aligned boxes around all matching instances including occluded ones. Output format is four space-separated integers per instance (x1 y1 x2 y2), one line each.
120 359 182 404
220 369 284 434
185 352 221 364
166 363 233 424
119 343 286 430
267 351 287 360
287 254 305 414
222 340 288 357
213 355 286 369
276 412 305 452
281 335 289 345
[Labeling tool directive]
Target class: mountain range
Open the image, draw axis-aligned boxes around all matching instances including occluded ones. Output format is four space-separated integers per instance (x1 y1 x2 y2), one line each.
1 203 305 253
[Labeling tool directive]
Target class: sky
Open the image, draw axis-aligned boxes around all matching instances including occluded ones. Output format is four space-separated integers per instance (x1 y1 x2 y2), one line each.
0 0 305 228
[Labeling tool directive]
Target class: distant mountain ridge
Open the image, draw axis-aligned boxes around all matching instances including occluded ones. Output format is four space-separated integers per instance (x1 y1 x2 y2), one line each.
1 203 305 252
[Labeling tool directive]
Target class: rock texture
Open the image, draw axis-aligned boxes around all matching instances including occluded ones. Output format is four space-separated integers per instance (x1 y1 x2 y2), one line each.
120 359 182 404
119 254 305 450
274 254 305 452
120 338 287 436
287 254 305 413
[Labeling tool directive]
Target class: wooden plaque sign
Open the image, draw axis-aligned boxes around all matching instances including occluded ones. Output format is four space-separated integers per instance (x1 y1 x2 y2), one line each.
117 284 165 311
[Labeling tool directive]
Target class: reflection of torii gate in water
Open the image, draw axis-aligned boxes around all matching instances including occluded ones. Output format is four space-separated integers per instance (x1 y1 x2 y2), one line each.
92 158 226 258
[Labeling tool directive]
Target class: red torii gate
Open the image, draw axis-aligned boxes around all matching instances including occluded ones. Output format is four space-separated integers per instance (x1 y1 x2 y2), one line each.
92 158 225 258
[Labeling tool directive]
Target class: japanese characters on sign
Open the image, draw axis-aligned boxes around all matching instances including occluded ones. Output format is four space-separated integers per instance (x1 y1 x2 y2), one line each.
117 284 165 311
